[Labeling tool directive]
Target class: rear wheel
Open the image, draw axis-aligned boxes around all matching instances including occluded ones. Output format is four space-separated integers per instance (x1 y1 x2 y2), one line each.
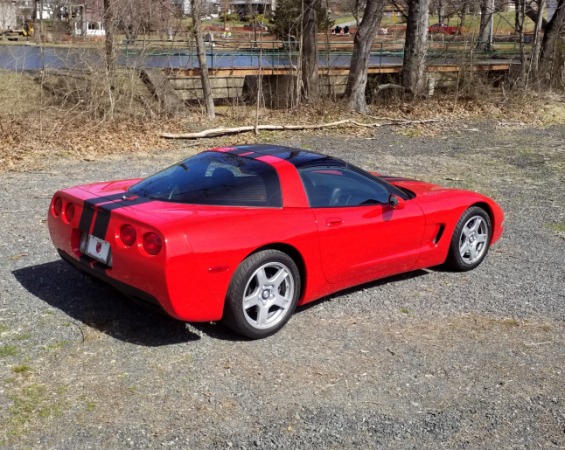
222 250 300 339
446 206 492 271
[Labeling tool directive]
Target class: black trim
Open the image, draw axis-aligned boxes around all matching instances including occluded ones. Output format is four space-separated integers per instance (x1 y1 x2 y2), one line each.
60 250 163 311
79 194 154 240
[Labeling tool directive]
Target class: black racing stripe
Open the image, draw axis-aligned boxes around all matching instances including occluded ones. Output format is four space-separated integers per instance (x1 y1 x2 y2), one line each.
78 193 127 234
91 197 153 240
91 210 112 239
78 204 96 234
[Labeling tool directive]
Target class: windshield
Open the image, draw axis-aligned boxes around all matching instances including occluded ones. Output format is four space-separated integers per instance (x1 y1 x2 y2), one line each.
129 152 282 207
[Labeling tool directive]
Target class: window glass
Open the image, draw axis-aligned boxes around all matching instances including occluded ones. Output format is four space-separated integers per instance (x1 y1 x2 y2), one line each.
129 152 282 207
299 167 390 207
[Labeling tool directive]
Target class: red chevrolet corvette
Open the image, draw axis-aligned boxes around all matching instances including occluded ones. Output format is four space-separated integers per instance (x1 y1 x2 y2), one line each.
48 145 504 338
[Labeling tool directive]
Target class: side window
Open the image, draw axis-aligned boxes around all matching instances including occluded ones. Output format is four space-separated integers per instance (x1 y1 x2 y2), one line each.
300 167 390 208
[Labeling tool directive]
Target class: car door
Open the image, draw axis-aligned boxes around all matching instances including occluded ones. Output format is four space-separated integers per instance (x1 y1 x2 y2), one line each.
300 166 425 284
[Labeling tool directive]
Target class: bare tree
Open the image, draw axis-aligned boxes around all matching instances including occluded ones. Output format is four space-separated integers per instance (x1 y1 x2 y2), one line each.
191 0 215 119
301 0 319 102
344 0 385 113
540 0 565 73
530 0 546 76
478 0 493 51
402 0 430 96
103 0 115 71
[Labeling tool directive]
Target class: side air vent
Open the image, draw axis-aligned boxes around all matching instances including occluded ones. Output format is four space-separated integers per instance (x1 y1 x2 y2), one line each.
434 225 446 244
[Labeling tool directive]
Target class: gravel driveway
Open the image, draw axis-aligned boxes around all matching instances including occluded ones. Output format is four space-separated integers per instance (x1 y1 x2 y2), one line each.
1 122 564 449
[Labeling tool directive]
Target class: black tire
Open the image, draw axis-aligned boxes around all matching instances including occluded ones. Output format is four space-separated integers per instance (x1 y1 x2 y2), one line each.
222 249 301 339
446 206 492 271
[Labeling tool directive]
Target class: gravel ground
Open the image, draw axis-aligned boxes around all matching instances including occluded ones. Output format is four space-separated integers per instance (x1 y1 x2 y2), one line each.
0 122 564 449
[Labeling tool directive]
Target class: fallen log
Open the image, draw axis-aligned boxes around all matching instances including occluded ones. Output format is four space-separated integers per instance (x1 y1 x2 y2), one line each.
161 118 439 139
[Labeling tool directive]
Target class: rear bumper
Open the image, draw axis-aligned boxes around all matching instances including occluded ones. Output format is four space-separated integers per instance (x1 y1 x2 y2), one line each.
58 249 165 314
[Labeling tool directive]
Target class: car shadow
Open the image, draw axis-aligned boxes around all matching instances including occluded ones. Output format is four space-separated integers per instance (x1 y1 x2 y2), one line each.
296 269 430 314
12 260 203 346
13 261 432 344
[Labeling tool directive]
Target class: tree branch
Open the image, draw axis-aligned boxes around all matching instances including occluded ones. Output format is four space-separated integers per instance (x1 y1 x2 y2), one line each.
161 119 440 139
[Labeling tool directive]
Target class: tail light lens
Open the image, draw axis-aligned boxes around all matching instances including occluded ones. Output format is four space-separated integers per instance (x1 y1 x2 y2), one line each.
64 202 75 223
53 197 63 217
120 225 137 246
143 233 162 255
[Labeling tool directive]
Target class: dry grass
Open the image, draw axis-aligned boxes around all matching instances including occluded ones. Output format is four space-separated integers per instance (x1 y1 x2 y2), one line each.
0 68 564 171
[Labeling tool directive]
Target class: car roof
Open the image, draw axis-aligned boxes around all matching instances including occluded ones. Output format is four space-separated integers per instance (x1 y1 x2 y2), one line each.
215 144 346 169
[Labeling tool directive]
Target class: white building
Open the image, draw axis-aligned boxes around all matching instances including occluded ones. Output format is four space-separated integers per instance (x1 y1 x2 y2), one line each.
173 0 275 16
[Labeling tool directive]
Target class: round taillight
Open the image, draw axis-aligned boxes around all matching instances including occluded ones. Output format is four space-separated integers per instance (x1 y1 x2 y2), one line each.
143 233 162 255
64 202 75 223
120 225 137 246
53 197 63 217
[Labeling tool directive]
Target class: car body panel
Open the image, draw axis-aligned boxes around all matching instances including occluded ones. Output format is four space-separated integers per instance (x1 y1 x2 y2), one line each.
312 201 426 283
48 145 504 323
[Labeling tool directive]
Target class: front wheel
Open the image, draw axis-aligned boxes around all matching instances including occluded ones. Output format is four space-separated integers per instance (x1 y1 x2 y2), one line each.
446 206 492 271
222 250 301 339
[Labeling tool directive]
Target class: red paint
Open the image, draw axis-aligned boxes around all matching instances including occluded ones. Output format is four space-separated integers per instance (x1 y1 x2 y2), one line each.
48 149 504 323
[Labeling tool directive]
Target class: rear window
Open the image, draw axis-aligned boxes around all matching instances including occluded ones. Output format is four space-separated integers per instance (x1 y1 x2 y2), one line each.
129 152 282 207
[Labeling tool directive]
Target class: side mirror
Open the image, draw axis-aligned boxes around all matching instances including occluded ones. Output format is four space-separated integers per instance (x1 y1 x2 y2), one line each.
388 194 405 210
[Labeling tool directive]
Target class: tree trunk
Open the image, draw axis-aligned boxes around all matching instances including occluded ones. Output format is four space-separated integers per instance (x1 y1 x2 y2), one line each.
459 0 469 28
530 0 546 76
515 0 527 82
540 0 565 77
402 0 430 97
191 0 215 119
301 0 319 103
437 0 445 24
103 0 114 71
478 0 492 51
344 0 385 113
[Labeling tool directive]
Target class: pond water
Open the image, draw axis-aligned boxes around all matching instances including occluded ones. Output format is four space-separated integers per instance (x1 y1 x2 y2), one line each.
0 44 404 71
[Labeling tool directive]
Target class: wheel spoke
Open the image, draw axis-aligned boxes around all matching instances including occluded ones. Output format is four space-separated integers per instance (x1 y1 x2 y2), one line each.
469 218 481 233
269 267 289 289
255 267 268 286
272 293 290 309
243 290 261 310
255 303 269 327
468 243 479 261
475 233 488 244
460 240 470 257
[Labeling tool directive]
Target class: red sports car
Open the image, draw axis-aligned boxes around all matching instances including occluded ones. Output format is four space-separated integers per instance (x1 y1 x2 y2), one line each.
48 145 504 338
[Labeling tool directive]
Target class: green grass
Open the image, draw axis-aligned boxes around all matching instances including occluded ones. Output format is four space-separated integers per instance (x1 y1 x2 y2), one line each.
12 365 31 375
380 12 534 35
0 324 9 333
78 394 96 412
400 307 410 314
0 345 18 358
546 223 565 233
46 341 69 351
13 333 31 341
1 383 68 443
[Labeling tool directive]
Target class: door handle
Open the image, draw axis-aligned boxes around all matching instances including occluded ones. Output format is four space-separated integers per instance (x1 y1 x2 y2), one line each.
326 217 343 227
